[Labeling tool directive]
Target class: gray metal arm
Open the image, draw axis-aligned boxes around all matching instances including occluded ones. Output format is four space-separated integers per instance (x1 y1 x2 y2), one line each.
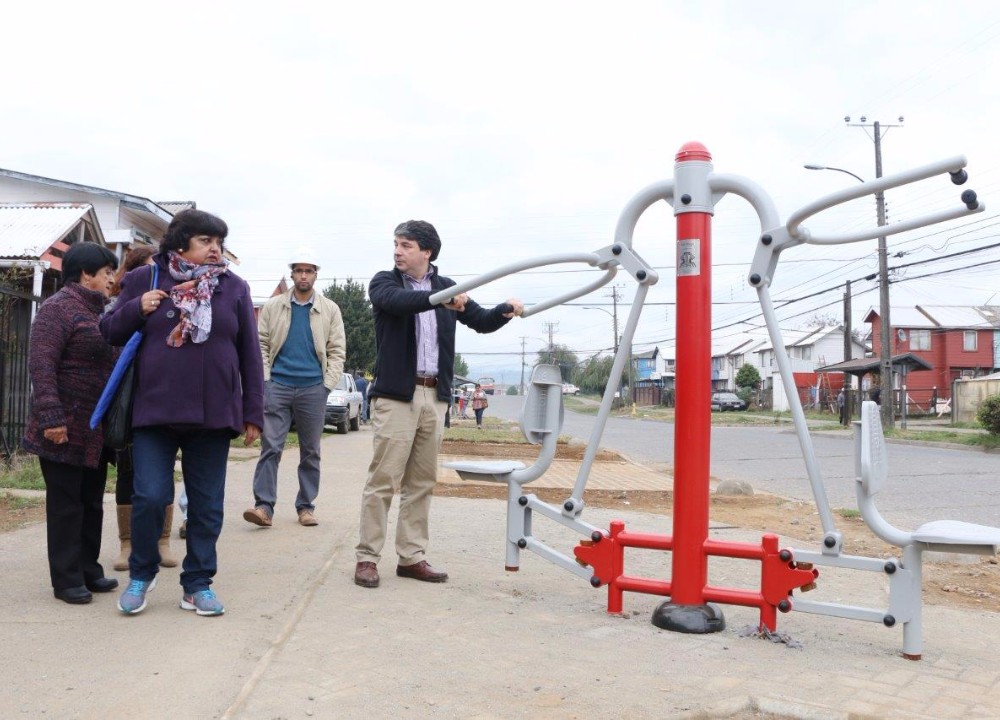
786 155 983 245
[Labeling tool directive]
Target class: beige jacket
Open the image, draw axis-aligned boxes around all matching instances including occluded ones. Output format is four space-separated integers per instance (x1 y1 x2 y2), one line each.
258 290 346 391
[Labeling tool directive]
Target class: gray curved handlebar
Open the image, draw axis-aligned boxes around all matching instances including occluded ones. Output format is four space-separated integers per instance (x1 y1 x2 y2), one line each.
427 252 616 319
787 156 982 245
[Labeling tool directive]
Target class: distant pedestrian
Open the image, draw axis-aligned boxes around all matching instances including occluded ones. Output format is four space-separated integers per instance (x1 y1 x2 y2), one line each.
837 388 847 425
472 383 489 429
354 371 369 424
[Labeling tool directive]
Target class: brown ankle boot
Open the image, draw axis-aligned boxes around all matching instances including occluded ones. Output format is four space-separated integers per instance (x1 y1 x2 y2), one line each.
158 505 178 568
114 505 131 572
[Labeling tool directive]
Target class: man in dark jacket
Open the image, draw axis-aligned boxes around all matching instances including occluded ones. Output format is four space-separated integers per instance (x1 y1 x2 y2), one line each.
354 220 522 588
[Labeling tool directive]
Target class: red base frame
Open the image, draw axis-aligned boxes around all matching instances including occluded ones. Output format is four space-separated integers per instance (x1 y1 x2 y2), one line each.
574 521 819 631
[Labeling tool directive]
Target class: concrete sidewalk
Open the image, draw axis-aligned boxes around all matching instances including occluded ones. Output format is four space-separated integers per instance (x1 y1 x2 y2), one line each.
3 427 1000 719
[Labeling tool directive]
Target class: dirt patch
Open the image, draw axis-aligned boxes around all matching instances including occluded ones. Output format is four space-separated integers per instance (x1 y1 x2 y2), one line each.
0 493 45 533
435 461 1000 614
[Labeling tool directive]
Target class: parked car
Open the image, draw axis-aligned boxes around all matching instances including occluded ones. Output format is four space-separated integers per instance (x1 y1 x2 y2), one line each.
711 391 747 411
477 377 496 395
325 372 363 434
561 383 580 395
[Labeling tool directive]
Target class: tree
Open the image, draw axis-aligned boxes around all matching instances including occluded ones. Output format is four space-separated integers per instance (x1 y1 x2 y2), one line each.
454 353 470 378
735 364 761 389
573 354 614 394
804 313 840 328
535 344 578 382
322 278 375 373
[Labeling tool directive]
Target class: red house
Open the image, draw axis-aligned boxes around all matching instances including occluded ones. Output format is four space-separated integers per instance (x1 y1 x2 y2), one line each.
866 305 1000 400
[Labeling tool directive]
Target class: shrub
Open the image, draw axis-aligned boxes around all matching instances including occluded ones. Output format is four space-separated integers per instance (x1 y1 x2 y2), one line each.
735 364 761 389
977 394 1000 435
506 385 519 396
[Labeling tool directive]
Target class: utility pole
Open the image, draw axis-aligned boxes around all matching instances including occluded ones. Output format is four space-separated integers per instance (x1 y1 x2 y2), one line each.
843 279 852 363
543 321 558 364
519 336 527 395
847 115 903 429
606 285 622 355
843 278 852 422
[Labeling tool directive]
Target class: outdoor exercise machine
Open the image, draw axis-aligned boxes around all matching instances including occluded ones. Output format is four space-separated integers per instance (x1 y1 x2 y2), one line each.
435 142 996 659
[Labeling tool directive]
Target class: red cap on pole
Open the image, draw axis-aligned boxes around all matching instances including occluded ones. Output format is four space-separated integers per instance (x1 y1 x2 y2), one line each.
675 141 712 163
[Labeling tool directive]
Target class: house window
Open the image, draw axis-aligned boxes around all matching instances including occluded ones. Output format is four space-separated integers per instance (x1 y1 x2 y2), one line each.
964 331 977 351
910 329 931 351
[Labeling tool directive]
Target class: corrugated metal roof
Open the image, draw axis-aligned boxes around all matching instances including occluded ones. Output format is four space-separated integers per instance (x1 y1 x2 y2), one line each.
917 305 998 329
0 168 172 223
756 325 834 352
890 307 934 328
712 334 764 357
0 203 92 258
157 201 196 214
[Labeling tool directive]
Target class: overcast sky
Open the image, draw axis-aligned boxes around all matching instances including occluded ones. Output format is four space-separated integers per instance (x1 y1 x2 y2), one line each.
3 1 999 382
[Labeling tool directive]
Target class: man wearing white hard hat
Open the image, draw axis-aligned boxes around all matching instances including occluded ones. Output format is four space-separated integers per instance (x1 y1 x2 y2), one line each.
244 248 346 528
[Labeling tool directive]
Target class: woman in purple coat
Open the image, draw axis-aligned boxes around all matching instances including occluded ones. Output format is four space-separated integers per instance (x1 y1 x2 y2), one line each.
23 242 120 605
100 210 264 617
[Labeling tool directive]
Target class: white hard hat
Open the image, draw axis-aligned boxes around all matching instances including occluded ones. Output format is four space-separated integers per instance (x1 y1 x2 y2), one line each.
289 248 320 271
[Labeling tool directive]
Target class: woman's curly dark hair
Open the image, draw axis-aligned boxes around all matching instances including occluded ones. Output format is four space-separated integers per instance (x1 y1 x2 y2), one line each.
160 209 228 254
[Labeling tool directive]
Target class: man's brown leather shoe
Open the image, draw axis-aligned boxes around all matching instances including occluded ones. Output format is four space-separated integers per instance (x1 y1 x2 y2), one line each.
396 560 448 583
354 561 379 588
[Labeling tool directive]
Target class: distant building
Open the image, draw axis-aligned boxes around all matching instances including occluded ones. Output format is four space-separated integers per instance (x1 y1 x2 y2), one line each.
866 305 1000 399
248 277 290 320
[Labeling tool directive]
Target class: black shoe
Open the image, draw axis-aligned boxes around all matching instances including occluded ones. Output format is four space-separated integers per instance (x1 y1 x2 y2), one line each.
54 586 93 604
85 577 119 593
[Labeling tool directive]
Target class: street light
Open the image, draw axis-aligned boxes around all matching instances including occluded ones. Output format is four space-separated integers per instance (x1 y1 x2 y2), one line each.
805 162 893 428
581 306 619 355
803 164 865 184
581 306 630 407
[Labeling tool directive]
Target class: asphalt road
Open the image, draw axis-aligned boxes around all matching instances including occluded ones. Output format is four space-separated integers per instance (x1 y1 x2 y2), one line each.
487 394 1000 529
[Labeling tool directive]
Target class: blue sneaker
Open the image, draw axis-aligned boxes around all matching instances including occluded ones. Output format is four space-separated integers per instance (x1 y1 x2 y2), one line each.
180 588 225 616
118 577 157 615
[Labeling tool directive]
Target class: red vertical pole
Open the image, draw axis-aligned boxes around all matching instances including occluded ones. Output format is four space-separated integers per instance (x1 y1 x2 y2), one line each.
670 141 714 605
647 142 724 632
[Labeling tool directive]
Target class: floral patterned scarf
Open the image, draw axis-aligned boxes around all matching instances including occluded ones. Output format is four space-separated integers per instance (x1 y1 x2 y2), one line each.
165 251 229 347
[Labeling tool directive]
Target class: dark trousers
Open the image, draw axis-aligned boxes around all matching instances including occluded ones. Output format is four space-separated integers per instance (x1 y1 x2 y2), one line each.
474 408 485 426
115 445 134 504
131 427 230 594
39 457 108 590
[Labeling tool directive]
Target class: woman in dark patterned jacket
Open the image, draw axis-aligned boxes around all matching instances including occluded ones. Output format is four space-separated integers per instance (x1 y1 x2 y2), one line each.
23 242 120 605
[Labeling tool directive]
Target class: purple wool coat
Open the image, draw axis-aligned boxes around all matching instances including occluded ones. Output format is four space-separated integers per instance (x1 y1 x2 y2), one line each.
23 282 115 468
99 255 264 436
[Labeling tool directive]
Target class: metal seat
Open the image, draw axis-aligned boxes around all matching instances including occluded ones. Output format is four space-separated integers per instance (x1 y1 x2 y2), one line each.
856 400 1000 657
444 364 564 569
